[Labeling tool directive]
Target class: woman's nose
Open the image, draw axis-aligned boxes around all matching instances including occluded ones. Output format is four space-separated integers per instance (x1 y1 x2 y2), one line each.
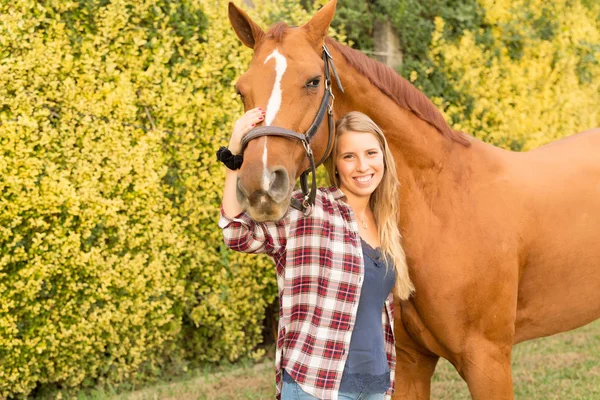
356 157 368 171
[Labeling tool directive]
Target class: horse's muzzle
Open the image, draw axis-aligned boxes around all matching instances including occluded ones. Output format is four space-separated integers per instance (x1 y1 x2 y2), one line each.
236 167 292 221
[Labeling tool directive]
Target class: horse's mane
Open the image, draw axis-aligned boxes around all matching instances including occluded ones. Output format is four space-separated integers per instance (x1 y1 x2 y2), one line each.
266 22 289 42
325 37 470 146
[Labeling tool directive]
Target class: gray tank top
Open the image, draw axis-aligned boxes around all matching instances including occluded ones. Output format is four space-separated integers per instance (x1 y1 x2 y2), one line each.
338 239 396 393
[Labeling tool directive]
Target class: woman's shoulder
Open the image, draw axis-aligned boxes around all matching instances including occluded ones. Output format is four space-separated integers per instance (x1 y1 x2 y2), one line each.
320 186 345 199
289 187 348 222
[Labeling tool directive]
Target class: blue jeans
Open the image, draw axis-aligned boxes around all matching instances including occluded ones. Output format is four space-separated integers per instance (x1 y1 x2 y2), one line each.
281 379 386 400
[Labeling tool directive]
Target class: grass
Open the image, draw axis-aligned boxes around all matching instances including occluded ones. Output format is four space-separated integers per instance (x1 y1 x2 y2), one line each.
77 320 600 399
75 360 275 400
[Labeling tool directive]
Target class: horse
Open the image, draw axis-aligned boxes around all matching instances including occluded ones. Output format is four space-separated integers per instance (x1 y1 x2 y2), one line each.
227 1 600 398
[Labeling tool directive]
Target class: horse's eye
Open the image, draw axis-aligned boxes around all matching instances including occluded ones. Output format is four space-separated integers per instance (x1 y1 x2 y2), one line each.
305 77 321 89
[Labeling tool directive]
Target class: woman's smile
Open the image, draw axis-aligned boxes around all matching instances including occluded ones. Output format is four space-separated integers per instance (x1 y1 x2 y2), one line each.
353 174 374 184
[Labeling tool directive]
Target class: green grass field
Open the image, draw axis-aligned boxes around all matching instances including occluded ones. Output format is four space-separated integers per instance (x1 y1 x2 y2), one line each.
78 320 600 400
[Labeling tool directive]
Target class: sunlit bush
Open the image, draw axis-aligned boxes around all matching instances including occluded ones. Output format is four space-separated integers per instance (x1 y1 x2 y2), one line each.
0 0 316 397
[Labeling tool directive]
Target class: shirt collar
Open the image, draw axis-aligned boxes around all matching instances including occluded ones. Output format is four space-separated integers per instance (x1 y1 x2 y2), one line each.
325 185 346 201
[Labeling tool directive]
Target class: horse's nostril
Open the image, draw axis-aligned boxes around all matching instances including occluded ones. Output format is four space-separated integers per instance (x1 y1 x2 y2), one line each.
268 167 289 201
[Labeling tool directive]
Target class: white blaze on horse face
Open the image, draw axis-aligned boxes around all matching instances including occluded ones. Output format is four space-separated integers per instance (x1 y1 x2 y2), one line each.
264 49 287 126
262 49 287 192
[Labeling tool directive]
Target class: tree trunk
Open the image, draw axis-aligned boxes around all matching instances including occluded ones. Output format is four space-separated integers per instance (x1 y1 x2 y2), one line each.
373 18 403 72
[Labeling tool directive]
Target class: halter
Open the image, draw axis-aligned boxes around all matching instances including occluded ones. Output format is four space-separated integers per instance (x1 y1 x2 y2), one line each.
240 44 344 215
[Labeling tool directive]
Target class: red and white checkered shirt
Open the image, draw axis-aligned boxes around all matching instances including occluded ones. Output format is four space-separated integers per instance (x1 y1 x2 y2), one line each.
219 186 396 400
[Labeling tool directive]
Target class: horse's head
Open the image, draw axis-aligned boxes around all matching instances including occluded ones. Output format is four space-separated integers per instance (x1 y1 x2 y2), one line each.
228 0 338 221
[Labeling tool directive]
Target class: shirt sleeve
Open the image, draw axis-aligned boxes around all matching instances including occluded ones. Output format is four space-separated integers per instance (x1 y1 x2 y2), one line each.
218 205 287 256
384 292 396 396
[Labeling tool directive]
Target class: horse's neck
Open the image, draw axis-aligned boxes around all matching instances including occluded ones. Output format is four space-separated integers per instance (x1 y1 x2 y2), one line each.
331 53 461 203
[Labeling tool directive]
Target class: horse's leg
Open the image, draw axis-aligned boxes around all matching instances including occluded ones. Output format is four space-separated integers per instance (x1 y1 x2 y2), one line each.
454 266 518 400
393 345 439 399
392 303 440 400
455 339 514 400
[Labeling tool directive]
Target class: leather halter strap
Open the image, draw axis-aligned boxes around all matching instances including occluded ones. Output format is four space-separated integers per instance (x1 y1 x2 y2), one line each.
240 44 344 215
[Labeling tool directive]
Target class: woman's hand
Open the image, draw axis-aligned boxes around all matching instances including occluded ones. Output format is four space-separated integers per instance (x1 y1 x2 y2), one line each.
229 107 265 154
222 108 265 217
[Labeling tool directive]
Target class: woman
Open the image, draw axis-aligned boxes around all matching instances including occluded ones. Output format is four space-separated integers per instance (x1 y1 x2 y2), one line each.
219 109 414 400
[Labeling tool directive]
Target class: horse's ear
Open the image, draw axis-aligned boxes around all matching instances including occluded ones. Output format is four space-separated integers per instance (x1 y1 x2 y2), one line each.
302 0 337 46
228 2 265 49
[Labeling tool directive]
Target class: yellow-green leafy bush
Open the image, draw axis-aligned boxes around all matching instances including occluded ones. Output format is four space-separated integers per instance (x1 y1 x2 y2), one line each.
425 0 600 150
0 0 316 397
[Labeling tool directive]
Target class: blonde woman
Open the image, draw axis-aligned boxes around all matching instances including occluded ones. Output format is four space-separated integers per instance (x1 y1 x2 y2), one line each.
219 110 413 400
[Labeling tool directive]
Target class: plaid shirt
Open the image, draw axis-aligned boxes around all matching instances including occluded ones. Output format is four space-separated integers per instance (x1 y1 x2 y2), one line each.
219 186 396 400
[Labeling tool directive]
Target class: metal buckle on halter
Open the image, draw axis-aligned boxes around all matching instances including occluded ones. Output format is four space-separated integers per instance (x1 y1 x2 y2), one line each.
301 197 312 216
302 139 313 157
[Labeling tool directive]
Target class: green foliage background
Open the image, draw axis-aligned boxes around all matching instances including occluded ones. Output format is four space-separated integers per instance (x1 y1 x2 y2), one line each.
0 0 598 397
0 0 310 397
330 0 600 149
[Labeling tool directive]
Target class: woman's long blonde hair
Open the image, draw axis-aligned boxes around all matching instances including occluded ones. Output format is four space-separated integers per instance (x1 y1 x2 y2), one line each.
324 111 414 300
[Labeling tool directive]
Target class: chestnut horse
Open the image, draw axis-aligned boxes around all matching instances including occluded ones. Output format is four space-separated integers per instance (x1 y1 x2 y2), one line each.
227 1 600 398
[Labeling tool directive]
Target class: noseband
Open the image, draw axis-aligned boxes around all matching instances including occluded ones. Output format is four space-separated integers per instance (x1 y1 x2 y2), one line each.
240 44 344 215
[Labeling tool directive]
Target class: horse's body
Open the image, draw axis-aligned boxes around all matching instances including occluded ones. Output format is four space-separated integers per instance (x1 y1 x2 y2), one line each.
227 1 600 398
388 129 600 398
513 131 600 342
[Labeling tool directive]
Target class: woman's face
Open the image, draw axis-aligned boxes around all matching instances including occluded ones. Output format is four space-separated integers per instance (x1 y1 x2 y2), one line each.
335 130 385 200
